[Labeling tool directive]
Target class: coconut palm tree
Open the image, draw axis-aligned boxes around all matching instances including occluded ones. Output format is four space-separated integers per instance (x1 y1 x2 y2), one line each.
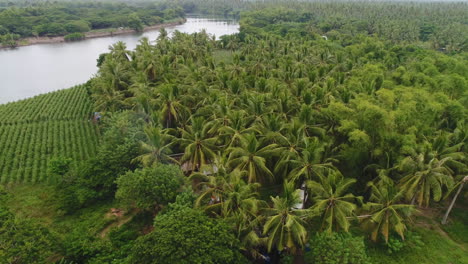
362 180 415 243
156 84 189 128
442 175 468 225
288 137 335 185
398 153 454 207
263 181 308 255
179 117 219 172
226 133 281 184
132 126 177 167
305 171 360 232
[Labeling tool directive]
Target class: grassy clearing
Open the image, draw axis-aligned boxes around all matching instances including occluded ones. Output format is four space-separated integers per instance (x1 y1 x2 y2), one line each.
367 226 467 264
5 184 117 238
367 206 468 264
441 207 468 244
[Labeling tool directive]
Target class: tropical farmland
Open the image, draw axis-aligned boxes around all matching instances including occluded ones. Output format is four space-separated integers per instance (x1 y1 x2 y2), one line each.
0 0 467 264
0 86 99 183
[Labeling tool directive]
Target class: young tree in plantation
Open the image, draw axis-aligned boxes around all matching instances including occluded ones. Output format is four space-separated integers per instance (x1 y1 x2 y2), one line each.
115 165 184 212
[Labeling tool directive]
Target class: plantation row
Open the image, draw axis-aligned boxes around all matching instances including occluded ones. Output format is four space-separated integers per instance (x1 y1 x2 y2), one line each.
0 85 93 124
0 120 99 183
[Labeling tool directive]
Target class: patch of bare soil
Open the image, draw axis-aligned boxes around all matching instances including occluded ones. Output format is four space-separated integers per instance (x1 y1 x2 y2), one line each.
99 208 136 238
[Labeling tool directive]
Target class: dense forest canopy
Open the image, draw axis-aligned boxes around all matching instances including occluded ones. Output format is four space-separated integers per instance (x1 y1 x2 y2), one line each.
0 0 467 264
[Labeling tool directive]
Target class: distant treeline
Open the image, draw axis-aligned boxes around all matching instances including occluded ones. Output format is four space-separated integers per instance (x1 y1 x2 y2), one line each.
240 1 468 52
0 1 184 44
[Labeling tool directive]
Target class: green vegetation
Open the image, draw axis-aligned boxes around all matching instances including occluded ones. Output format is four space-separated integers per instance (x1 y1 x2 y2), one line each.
130 207 247 263
305 232 371 264
1 1 467 263
64 32 85 41
0 1 184 45
0 85 98 183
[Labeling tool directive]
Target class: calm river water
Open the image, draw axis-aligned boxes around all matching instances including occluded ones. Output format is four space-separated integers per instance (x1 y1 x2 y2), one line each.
0 17 239 104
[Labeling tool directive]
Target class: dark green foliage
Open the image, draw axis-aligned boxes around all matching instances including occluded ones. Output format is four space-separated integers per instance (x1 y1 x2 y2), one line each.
128 13 144 32
48 157 72 178
54 111 143 213
305 232 371 264
64 32 85 41
116 164 185 211
64 20 91 33
0 2 184 40
0 186 57 263
129 207 247 264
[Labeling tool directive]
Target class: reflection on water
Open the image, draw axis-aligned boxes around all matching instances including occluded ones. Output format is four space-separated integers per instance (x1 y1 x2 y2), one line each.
0 17 239 104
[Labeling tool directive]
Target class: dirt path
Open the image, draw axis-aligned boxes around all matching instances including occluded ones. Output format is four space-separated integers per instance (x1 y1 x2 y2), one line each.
0 19 186 49
99 209 136 238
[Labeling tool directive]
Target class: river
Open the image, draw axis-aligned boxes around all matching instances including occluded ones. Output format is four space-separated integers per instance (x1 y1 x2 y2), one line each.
0 17 239 104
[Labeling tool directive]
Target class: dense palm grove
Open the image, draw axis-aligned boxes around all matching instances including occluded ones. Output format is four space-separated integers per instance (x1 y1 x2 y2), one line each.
1 1 467 264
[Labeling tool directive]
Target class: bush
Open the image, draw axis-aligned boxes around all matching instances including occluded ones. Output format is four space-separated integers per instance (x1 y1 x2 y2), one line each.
305 232 371 264
384 232 424 254
64 20 91 33
128 207 248 264
64 32 85 41
115 165 185 212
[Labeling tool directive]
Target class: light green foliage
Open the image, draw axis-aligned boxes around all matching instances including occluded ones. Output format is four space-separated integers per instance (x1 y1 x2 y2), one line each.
116 165 185 211
0 86 98 183
304 232 371 264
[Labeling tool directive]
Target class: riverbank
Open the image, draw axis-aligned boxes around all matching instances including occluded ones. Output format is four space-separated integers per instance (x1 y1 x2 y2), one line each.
0 18 186 49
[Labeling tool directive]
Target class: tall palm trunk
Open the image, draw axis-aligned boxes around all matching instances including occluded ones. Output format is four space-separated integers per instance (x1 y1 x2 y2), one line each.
442 176 467 225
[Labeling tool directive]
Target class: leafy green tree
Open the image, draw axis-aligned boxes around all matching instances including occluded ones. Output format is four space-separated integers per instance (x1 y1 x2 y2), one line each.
129 207 247 264
64 20 91 33
128 13 144 32
116 165 185 212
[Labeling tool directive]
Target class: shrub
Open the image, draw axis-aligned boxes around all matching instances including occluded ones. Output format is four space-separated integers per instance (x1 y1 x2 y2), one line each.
64 32 85 41
128 207 248 264
305 232 371 264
